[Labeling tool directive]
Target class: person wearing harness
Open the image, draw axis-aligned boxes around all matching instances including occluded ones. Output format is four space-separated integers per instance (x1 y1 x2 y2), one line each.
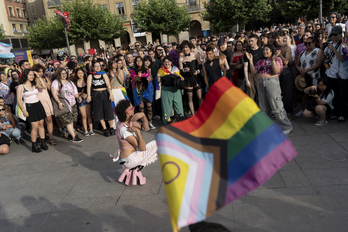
112 100 158 176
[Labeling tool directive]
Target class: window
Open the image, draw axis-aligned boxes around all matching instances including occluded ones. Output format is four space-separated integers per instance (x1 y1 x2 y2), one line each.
101 5 108 10
33 18 37 23
8 7 14 17
23 9 26 18
116 2 125 15
16 8 21 17
12 24 17 32
132 0 139 10
20 24 24 32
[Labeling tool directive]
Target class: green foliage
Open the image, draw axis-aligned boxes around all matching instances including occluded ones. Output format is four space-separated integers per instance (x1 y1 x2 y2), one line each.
132 0 191 35
27 17 67 50
0 24 6 40
246 2 285 30
279 0 348 19
61 0 126 44
201 0 272 33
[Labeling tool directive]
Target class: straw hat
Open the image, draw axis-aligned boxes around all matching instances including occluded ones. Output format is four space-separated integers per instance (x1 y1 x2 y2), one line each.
294 75 306 91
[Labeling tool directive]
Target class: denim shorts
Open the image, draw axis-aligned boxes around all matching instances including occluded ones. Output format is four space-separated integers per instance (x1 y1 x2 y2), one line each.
78 97 91 108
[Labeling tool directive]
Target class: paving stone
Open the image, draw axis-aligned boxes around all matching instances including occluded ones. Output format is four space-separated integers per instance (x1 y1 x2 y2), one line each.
248 187 317 196
303 168 348 186
0 212 47 232
279 170 312 188
259 172 286 189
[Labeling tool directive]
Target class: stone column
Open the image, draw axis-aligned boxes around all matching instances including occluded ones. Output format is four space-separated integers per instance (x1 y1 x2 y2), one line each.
178 31 190 43
114 38 121 47
146 32 153 44
84 41 91 52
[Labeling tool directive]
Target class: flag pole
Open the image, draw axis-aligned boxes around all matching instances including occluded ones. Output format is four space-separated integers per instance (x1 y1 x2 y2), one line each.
59 0 71 57
319 0 323 25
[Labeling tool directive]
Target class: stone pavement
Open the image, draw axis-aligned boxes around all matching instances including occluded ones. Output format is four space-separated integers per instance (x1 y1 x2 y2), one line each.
1 116 348 232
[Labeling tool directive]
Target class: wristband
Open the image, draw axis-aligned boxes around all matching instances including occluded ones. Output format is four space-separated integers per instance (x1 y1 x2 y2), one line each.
58 101 61 104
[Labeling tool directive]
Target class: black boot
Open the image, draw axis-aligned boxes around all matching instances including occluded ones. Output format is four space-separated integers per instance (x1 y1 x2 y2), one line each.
41 139 48 150
103 128 110 137
32 142 42 153
109 128 115 135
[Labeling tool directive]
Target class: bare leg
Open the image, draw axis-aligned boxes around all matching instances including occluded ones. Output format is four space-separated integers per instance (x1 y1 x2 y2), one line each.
66 122 76 138
79 106 88 132
315 105 327 121
30 121 39 142
38 119 45 139
85 104 93 131
45 116 54 140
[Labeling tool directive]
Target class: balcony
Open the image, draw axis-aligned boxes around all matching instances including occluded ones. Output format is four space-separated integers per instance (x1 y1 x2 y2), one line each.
47 0 60 8
117 15 127 21
179 0 202 12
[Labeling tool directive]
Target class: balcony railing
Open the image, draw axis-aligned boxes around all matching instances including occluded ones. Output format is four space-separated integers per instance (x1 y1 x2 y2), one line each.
179 0 203 12
117 15 127 21
47 0 60 8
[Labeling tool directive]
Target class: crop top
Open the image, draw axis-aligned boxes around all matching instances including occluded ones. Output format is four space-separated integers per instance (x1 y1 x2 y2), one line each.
91 74 107 89
254 57 283 77
23 86 40 104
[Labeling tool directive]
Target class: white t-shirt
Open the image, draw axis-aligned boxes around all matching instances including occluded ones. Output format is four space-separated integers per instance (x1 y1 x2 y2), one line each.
326 23 346 37
120 125 138 140
299 48 320 85
324 41 348 79
319 88 335 110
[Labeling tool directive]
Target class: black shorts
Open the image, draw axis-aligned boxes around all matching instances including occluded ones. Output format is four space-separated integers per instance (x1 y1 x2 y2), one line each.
0 134 11 147
91 90 114 122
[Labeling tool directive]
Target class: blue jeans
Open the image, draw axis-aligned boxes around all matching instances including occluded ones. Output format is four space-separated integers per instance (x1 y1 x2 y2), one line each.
258 77 292 131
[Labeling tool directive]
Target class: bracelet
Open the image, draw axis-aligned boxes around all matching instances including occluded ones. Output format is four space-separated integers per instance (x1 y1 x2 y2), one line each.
58 101 61 104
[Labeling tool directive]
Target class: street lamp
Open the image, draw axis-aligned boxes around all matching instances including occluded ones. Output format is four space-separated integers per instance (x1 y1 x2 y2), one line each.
59 0 71 56
319 0 322 24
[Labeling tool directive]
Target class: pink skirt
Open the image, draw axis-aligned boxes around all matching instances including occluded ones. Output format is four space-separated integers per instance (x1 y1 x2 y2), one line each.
118 140 158 169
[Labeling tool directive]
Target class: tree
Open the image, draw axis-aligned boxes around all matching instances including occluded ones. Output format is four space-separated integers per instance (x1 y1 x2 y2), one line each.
0 24 6 40
279 0 348 20
61 0 126 44
201 0 272 33
27 17 67 50
246 2 285 30
132 0 191 36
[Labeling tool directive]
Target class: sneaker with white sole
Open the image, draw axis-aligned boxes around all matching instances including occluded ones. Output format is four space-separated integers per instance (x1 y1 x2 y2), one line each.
149 121 156 130
73 135 84 143
89 130 95 136
283 127 293 135
84 131 90 136
295 109 303 117
315 120 328 126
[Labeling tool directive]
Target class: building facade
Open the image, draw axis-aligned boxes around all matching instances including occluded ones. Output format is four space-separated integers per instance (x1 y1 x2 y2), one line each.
43 0 210 56
0 0 30 50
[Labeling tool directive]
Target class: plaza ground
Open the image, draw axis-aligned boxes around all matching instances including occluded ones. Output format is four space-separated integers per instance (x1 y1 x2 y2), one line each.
0 116 348 232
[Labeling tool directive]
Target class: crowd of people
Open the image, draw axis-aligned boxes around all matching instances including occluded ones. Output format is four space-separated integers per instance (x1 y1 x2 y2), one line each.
0 11 347 158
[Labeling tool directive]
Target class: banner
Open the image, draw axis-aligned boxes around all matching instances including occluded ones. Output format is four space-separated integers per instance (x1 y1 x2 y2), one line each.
131 20 147 37
54 10 72 30
13 50 33 67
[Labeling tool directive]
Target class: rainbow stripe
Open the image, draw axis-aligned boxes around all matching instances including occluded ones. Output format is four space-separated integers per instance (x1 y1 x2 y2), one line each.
156 77 297 232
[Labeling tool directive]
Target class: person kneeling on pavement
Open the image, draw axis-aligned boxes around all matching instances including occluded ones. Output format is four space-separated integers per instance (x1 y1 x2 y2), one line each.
303 77 334 126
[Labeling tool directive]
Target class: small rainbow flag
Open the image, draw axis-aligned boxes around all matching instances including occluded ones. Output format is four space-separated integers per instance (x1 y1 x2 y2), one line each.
341 36 348 45
298 18 305 24
156 77 297 232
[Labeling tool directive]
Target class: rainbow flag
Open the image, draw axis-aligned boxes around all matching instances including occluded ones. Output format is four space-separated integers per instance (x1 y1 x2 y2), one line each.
158 66 182 78
156 77 297 232
298 18 305 24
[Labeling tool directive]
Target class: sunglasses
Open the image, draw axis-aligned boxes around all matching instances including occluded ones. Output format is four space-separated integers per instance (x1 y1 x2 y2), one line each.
0 109 5 111
135 45 140 47
306 26 312 28
330 16 336 19
212 40 217 42
304 42 313 46
126 106 135 112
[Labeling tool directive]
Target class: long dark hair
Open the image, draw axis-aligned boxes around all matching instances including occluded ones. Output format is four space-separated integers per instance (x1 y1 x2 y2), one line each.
143 56 152 70
317 77 333 99
32 64 45 78
74 67 87 86
234 41 243 52
133 56 146 74
19 69 36 86
55 68 71 92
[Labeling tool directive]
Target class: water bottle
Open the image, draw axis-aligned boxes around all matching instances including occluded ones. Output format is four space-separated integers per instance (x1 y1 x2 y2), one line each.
164 114 171 123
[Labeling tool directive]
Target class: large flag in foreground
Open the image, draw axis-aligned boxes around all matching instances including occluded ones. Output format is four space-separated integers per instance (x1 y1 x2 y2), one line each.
156 77 297 231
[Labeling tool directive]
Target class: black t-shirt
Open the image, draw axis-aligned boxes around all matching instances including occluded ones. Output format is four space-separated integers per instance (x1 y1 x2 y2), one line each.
9 81 18 94
244 47 264 73
151 59 162 79
161 74 176 87
221 49 232 68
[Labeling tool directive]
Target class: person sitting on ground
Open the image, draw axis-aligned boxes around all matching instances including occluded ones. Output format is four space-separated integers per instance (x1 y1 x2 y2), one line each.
113 100 157 171
303 77 334 126
0 104 23 144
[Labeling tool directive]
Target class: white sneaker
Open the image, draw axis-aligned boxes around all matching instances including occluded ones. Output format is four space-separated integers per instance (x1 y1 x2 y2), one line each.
283 127 293 135
84 131 90 136
149 121 156 130
295 110 303 117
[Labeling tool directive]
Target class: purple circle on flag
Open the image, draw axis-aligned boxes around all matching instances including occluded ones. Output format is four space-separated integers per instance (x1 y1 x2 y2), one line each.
162 161 180 184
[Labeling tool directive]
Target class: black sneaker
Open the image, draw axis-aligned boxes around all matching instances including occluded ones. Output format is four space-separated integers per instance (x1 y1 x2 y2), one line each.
68 135 73 142
103 129 110 137
109 128 115 135
73 135 84 143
